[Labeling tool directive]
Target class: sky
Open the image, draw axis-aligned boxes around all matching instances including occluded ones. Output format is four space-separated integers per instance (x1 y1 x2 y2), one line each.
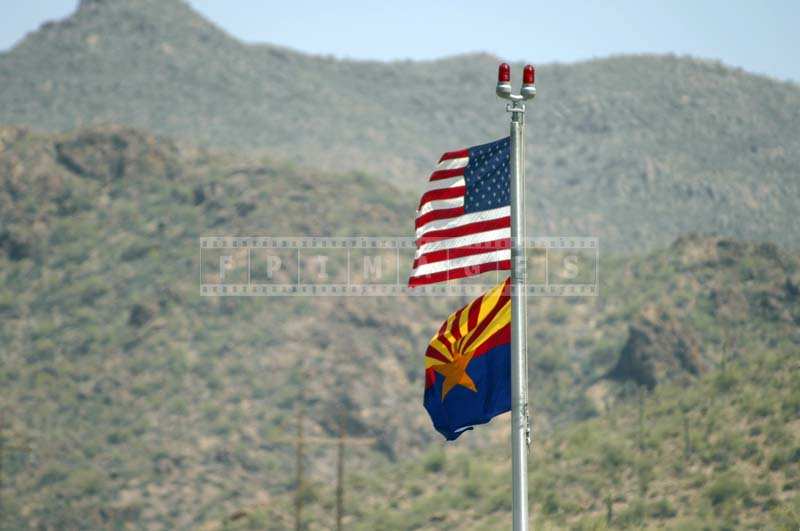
1 0 797 82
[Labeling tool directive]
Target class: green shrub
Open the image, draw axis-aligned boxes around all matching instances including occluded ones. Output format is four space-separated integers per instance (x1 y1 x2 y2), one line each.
706 473 746 506
546 306 569 325
741 441 762 462
766 423 791 446
66 468 105 497
754 481 775 498
463 480 481 500
484 490 512 513
616 500 646 527
422 449 445 473
542 490 561 516
37 464 69 487
408 483 423 497
789 446 800 464
769 452 788 471
751 402 774 418
650 498 677 519
714 370 739 393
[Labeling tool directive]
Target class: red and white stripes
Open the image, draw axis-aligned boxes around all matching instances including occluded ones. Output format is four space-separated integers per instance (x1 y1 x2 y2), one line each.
409 149 511 287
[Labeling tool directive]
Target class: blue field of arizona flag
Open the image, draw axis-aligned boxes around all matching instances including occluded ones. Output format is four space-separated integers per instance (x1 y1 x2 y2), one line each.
424 278 512 440
409 138 511 287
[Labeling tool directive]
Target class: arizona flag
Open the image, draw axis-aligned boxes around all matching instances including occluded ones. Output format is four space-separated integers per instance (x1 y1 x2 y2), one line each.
424 278 511 440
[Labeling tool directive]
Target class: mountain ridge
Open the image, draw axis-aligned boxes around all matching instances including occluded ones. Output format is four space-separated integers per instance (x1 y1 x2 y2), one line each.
3 1 799 253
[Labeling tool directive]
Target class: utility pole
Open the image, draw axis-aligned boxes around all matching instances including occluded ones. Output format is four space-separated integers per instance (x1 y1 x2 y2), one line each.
335 419 345 531
295 383 306 531
267 401 372 531
681 400 692 460
495 62 536 531
331 411 374 531
0 409 4 510
0 408 31 518
637 385 646 502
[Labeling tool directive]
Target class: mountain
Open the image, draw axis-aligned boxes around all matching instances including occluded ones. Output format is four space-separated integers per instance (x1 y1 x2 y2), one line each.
1 126 798 528
219 236 800 530
2 2 799 528
299 332 800 531
2 0 800 251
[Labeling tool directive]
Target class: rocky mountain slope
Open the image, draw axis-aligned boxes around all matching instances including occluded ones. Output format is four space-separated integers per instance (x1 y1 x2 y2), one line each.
300 339 799 531
1 126 798 528
2 2 799 528
2 0 800 251
223 236 800 530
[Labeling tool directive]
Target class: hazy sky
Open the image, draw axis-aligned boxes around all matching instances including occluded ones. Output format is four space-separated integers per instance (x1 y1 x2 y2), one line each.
2 1 797 81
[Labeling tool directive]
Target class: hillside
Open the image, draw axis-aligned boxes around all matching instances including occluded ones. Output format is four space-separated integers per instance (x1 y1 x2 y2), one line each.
0 125 435 528
1 126 799 528
2 0 800 251
0 124 606 528
307 339 799 531
225 237 800 531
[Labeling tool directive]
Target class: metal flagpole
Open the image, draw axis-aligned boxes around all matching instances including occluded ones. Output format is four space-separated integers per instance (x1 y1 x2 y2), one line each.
496 62 536 531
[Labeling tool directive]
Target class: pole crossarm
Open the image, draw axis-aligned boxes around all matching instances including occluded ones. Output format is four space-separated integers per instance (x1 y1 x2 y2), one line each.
269 435 375 445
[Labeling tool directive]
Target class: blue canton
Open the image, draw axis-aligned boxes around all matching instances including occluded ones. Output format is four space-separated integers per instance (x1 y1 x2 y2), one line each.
463 137 511 213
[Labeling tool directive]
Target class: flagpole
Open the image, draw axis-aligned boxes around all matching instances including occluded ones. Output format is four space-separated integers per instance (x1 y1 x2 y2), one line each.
496 62 536 531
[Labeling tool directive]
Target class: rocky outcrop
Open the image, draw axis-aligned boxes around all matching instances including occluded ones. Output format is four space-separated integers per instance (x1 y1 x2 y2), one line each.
55 127 180 182
607 306 705 389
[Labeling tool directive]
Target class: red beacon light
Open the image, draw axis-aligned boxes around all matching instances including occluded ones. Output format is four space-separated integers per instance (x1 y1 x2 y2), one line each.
521 64 536 99
523 65 535 86
498 63 511 83
496 63 512 97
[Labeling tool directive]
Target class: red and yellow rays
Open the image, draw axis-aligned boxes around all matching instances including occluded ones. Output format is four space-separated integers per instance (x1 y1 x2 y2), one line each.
425 278 511 400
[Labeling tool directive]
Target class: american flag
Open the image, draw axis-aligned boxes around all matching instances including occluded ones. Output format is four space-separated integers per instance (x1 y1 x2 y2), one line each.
409 137 511 287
